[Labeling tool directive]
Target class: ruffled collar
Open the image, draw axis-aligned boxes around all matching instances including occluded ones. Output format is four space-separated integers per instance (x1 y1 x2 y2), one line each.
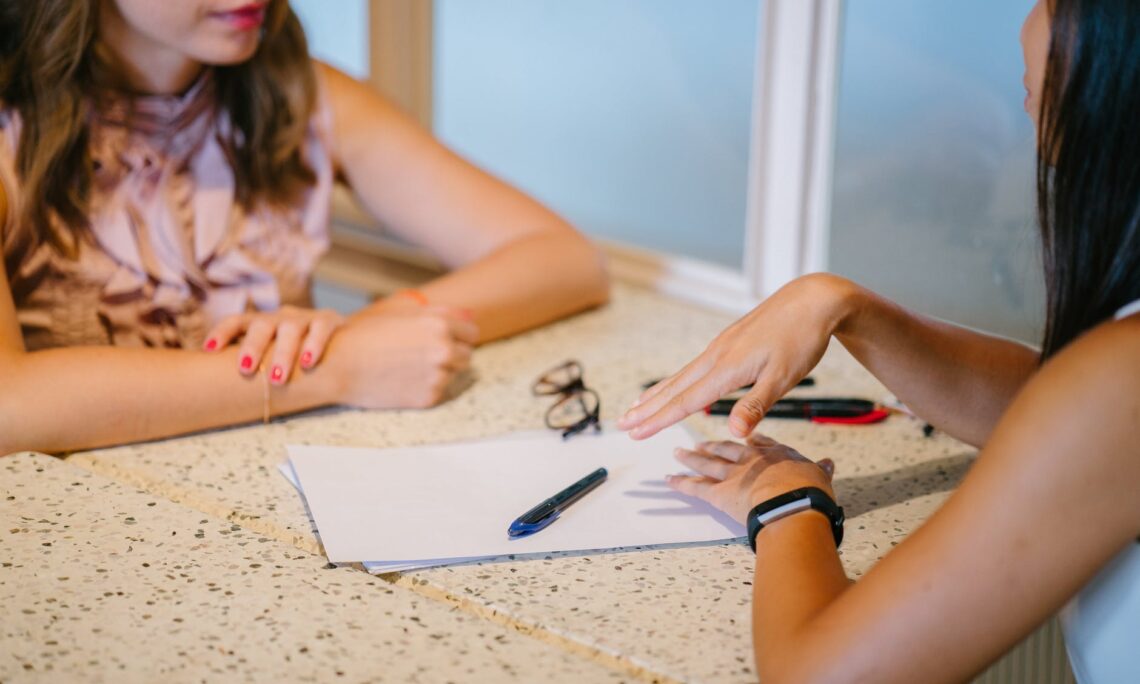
5 66 335 349
92 69 217 161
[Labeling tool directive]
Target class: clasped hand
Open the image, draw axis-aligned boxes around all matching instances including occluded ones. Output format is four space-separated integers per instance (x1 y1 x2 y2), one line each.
203 300 478 409
204 305 345 383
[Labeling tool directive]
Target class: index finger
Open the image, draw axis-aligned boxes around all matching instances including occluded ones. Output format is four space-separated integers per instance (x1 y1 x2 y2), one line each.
632 353 708 409
203 313 251 351
626 376 732 440
618 356 718 431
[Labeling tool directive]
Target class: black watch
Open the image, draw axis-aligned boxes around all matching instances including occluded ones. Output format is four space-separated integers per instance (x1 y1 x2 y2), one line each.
747 487 844 552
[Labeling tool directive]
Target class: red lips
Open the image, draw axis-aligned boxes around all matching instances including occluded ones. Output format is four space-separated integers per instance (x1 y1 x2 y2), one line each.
211 3 267 31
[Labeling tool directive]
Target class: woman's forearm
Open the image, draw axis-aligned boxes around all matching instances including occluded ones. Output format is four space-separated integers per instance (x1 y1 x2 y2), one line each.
833 282 1039 447
0 346 338 455
752 513 850 683
320 62 609 342
415 229 609 343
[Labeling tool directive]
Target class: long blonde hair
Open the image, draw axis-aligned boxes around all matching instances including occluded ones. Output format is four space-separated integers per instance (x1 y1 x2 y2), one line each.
0 0 318 258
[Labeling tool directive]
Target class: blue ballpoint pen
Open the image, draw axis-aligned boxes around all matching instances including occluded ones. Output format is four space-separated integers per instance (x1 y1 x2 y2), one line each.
507 467 608 538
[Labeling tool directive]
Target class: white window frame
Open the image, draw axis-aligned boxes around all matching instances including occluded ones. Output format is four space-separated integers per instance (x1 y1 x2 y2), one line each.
317 0 846 315
604 0 844 312
746 0 843 300
367 0 434 128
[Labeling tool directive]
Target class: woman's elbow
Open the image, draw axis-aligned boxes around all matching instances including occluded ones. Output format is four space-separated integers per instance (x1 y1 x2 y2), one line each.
581 245 612 308
0 357 37 456
562 230 611 308
0 392 23 456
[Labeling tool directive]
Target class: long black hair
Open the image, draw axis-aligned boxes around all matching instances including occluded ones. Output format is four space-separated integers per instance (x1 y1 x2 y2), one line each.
1038 0 1140 358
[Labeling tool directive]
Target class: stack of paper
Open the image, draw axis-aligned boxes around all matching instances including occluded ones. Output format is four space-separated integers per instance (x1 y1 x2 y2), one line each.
281 425 745 573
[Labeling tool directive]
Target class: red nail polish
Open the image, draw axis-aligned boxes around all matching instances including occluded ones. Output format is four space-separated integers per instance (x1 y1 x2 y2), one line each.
270 365 284 383
204 338 217 351
240 355 253 371
300 351 313 368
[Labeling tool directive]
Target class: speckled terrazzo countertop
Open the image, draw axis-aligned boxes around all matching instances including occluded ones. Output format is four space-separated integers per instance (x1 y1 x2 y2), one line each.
2 283 978 683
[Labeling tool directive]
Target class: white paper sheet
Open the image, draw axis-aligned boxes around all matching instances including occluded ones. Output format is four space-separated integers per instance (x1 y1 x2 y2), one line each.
285 425 744 567
279 461 436 572
280 431 561 573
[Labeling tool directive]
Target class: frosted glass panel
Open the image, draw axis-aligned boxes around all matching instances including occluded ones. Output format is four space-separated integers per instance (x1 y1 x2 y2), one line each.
292 0 369 80
828 0 1044 342
434 1 760 269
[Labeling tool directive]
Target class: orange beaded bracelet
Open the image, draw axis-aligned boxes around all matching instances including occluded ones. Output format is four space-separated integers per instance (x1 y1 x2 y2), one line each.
394 289 430 307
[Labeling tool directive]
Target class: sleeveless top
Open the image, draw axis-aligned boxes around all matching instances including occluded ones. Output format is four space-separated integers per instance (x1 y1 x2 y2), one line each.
0 69 335 350
1059 298 1140 684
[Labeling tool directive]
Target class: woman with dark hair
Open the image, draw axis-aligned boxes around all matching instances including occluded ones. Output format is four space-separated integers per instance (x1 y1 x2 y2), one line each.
0 1 608 454
619 0 1138 681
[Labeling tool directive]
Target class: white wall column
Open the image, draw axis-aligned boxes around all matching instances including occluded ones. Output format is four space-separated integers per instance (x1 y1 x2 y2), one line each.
744 0 843 298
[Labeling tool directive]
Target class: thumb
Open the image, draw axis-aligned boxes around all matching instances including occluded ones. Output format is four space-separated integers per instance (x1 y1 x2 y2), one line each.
727 385 775 438
816 458 836 480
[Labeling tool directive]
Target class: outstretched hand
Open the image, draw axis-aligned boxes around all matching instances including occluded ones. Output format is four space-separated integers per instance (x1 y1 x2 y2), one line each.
618 274 856 439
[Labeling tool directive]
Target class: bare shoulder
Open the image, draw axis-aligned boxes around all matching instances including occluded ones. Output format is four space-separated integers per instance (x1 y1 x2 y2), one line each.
1001 315 1140 494
311 60 434 177
1041 315 1140 391
1022 316 1140 431
313 60 364 98
314 60 405 126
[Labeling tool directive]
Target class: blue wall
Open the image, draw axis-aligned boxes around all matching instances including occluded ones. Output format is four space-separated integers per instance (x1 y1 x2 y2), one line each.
434 0 761 269
828 0 1043 340
291 0 369 80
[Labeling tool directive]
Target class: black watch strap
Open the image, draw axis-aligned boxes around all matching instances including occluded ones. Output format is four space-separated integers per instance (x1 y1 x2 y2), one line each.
747 486 844 552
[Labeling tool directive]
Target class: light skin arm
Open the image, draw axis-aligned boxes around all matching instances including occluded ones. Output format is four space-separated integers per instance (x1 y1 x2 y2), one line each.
620 273 1039 447
0 163 475 455
834 279 1039 446
319 63 610 343
0 253 339 455
0 181 333 454
669 319 1140 683
0 250 476 455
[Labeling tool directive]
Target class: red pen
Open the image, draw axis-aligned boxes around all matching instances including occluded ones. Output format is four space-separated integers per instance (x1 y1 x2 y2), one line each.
705 397 890 425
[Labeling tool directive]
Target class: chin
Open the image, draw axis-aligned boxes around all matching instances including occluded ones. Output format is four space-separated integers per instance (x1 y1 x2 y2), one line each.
193 37 262 66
